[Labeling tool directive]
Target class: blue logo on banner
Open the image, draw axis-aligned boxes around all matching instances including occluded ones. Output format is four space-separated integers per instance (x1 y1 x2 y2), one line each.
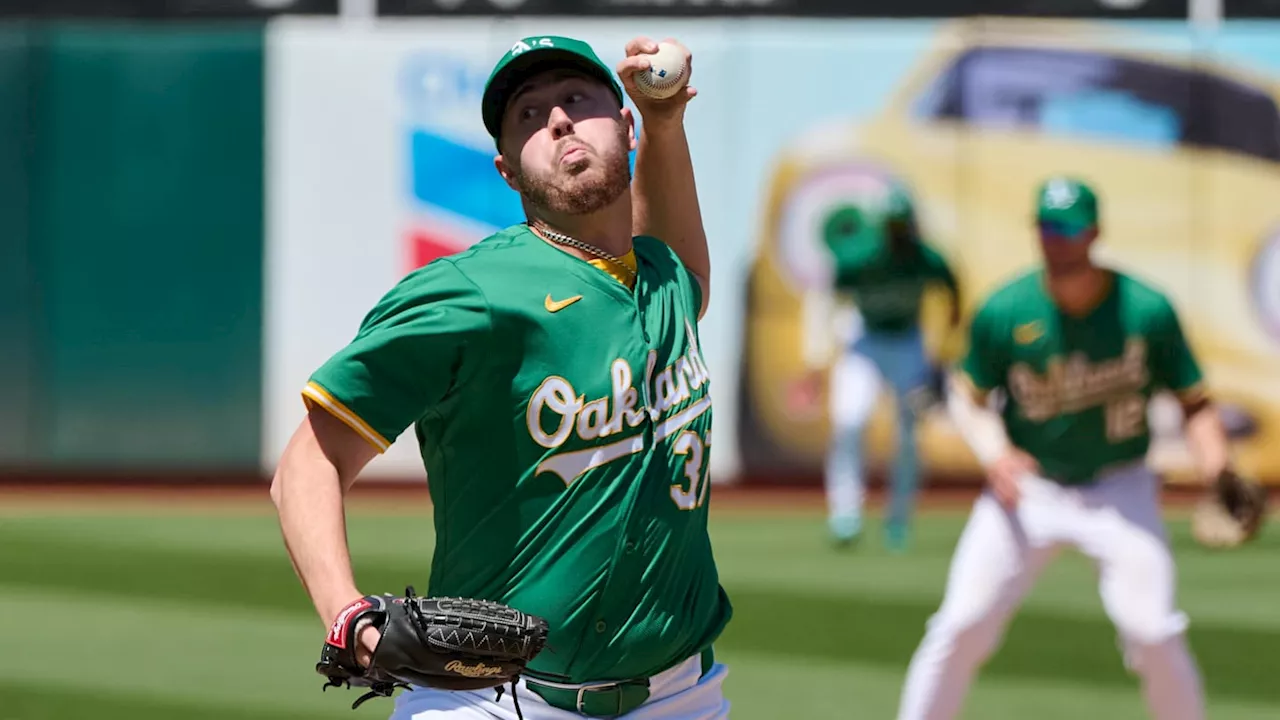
398 49 640 269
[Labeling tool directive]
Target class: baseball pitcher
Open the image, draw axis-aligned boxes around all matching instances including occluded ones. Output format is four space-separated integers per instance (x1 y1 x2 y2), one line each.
271 36 733 719
895 177 1257 720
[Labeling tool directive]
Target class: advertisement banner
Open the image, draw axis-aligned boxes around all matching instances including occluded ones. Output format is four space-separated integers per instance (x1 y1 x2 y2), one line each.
265 17 1280 485
1227 0 1280 17
376 0 1189 17
0 0 337 18
263 17 744 480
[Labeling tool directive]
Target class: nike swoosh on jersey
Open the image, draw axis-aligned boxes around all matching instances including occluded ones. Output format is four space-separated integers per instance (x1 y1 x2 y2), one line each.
1014 321 1045 345
545 294 584 313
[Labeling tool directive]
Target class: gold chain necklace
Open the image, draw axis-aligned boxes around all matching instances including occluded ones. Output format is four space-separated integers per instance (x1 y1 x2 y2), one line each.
531 221 637 282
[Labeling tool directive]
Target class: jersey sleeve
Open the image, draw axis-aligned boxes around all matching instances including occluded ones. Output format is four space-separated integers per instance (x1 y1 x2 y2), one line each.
302 259 492 452
640 235 703 320
687 264 704 318
921 244 960 296
1148 294 1205 402
958 298 1009 398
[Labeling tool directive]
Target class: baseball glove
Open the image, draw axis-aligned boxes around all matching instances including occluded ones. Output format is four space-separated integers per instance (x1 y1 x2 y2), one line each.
1191 469 1269 549
905 364 948 419
317 586 550 709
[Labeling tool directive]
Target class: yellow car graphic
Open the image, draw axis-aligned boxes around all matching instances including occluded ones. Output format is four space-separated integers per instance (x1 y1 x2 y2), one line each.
740 18 1280 485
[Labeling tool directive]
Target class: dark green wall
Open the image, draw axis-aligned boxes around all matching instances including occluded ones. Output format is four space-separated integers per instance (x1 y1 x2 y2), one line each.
0 25 34 465
2 23 265 471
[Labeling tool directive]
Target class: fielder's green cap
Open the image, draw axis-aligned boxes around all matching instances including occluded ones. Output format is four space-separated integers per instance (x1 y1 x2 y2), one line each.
885 184 915 223
481 36 624 143
822 203 888 266
1036 176 1099 236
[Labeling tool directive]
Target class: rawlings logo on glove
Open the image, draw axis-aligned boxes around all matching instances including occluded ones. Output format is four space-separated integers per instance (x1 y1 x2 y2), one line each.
316 586 550 710
444 660 507 678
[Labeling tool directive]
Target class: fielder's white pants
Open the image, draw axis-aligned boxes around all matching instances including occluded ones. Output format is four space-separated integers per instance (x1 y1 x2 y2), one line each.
896 463 1204 720
826 329 929 525
389 654 730 720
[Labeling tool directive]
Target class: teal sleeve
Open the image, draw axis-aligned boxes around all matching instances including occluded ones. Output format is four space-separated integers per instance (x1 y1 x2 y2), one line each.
958 299 1008 394
1148 295 1204 397
303 259 492 451
641 235 704 319
688 268 704 317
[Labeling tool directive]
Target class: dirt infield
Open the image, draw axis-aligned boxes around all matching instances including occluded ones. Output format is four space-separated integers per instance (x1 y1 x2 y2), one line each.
0 475 1213 514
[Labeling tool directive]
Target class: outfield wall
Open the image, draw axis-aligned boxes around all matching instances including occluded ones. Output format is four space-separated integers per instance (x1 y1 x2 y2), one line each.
0 23 265 474
2 18 1279 486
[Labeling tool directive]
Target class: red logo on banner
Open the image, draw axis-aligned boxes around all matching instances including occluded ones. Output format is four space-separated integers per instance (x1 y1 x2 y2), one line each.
407 229 467 272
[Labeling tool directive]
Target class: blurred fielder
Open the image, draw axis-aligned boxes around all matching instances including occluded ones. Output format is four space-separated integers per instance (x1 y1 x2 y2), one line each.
799 186 961 550
895 177 1245 720
271 35 735 719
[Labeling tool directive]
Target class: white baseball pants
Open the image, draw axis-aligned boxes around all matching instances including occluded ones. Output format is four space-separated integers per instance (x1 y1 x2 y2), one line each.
389 654 730 720
825 328 930 525
896 463 1204 720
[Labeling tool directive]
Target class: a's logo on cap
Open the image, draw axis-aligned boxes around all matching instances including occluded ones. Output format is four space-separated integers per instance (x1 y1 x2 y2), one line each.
1043 179 1079 209
510 37 555 57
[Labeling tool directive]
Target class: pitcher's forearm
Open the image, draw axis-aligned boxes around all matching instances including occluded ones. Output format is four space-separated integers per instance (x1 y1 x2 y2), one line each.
271 451 362 624
632 119 711 284
1184 402 1231 481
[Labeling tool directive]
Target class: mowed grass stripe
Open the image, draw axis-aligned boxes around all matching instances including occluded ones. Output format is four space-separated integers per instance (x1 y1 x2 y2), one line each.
5 513 1276 630
719 649 1280 720
3 512 1278 709
716 584 1280 704
0 523 435 615
0 680 350 720
710 514 1280 629
0 589 386 718
0 514 437 561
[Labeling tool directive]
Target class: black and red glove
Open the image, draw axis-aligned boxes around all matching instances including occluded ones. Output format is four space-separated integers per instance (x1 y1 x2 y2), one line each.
317 587 549 709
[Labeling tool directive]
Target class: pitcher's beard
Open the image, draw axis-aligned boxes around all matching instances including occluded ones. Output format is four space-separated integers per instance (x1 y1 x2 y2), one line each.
518 131 631 216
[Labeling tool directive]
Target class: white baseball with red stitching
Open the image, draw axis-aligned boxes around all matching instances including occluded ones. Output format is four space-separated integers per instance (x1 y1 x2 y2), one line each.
633 42 688 100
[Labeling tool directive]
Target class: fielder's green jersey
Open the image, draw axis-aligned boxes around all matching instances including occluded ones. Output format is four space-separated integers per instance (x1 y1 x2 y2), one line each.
960 269 1205 485
302 225 730 684
831 239 958 333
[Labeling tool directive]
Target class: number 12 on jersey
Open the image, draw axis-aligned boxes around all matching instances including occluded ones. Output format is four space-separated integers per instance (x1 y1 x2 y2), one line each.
1105 394 1147 442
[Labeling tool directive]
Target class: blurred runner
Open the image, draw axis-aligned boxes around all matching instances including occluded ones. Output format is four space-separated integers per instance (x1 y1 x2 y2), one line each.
795 185 961 551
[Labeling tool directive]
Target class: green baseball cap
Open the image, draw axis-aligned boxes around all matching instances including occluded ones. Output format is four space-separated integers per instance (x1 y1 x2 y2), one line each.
481 36 625 143
1036 176 1099 236
885 184 915 223
822 203 888 266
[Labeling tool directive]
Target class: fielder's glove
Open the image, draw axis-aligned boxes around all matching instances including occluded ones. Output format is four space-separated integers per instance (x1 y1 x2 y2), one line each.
1191 469 1268 549
905 365 948 419
317 586 549 709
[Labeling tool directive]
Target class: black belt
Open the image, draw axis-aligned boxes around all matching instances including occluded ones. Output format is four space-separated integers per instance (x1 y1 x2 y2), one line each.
523 649 714 717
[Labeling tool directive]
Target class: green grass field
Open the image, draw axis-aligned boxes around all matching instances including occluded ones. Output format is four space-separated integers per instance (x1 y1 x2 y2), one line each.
2 497 1278 719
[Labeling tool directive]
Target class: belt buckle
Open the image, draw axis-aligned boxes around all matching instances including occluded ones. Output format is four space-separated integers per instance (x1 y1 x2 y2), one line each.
575 681 624 715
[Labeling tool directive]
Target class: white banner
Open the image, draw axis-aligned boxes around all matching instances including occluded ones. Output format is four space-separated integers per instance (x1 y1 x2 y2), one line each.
263 17 750 480
264 16 1280 485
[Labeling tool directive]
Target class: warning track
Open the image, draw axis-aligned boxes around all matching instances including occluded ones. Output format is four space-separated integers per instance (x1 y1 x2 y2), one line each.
0 475 1210 515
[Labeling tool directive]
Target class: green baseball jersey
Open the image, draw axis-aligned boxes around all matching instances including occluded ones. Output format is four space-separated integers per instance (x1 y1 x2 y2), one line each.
831 239 959 333
302 225 730 684
960 269 1205 485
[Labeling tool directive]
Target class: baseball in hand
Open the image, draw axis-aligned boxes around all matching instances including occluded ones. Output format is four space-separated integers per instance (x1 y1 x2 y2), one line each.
633 42 689 100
